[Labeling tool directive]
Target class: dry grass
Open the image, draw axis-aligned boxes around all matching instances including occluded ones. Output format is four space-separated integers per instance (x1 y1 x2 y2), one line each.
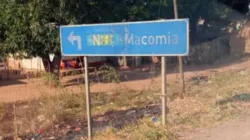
91 88 160 115
94 118 177 140
1 69 250 139
0 102 4 120
93 69 250 139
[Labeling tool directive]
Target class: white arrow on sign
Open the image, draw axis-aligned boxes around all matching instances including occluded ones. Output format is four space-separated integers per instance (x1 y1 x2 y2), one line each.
67 31 82 50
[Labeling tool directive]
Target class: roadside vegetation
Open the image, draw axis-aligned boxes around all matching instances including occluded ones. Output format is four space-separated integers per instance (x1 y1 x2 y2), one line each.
0 68 250 139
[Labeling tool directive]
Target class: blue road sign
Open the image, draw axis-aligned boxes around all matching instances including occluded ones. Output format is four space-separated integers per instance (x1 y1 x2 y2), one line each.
60 19 189 56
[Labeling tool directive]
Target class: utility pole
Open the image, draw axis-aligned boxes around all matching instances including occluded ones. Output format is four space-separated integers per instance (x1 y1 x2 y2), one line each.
173 0 185 98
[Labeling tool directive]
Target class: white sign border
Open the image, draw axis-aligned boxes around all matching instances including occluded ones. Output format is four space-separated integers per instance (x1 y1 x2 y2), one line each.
60 18 189 57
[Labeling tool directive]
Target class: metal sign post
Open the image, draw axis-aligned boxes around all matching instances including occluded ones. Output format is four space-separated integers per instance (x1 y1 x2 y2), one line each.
84 56 92 140
161 56 167 125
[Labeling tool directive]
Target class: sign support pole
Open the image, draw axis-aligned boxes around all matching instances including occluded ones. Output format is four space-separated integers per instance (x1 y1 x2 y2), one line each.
84 56 92 140
174 0 185 98
161 56 167 125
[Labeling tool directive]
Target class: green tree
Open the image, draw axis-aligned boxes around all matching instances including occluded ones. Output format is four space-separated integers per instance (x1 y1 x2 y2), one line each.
0 0 232 72
0 0 88 75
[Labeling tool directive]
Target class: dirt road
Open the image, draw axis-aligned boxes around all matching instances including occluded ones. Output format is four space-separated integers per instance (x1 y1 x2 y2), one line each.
180 112 250 140
1 56 250 102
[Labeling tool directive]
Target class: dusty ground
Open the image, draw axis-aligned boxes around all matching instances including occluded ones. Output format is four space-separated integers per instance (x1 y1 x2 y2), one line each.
1 55 250 102
1 55 250 139
180 112 250 140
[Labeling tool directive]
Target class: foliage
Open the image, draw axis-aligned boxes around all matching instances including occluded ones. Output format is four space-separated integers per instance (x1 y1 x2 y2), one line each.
39 91 86 122
0 0 241 62
99 64 120 83
0 0 82 58
43 73 61 87
118 119 177 140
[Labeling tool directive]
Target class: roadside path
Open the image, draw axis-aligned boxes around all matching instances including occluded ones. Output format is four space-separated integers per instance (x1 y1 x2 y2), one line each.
180 112 250 140
1 56 250 102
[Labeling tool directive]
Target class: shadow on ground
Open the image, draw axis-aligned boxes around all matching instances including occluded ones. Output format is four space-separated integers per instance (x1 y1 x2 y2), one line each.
63 66 161 87
216 93 250 105
66 104 163 139
0 80 26 87
0 102 163 139
63 54 250 88
92 104 162 130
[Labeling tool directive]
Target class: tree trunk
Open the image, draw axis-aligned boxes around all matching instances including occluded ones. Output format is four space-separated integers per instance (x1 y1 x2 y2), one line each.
190 18 197 45
123 56 127 67
42 54 61 79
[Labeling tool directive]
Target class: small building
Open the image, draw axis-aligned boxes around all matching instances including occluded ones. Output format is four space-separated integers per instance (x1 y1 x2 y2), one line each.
0 58 7 70
7 56 107 71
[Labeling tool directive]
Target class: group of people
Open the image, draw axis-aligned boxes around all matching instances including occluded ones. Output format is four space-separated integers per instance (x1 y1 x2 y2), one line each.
60 58 82 69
